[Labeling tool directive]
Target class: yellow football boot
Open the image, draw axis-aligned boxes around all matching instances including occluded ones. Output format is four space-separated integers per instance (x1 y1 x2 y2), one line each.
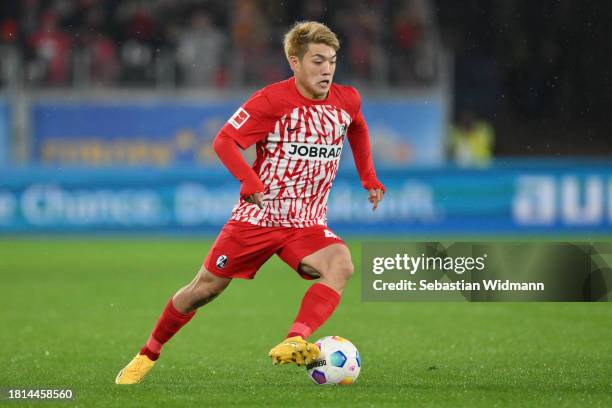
268 336 320 366
115 354 156 384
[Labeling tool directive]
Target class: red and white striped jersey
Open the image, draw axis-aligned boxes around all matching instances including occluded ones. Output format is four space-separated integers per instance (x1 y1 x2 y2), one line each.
220 78 365 228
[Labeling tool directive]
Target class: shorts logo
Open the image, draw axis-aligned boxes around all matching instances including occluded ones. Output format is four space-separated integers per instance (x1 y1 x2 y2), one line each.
228 107 250 129
324 229 339 239
216 255 228 269
285 142 343 162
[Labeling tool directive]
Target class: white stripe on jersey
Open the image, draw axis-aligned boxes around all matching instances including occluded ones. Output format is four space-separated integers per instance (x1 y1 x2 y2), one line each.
231 105 351 228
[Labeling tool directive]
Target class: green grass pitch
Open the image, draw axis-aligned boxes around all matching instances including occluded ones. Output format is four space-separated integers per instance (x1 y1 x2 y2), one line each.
1 238 612 407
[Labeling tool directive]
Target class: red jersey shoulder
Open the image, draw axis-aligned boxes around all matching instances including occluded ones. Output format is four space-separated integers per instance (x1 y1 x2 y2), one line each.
233 79 362 124
222 80 290 148
332 83 360 103
331 83 361 117
257 79 295 109
227 86 276 130
238 78 294 113
259 78 294 97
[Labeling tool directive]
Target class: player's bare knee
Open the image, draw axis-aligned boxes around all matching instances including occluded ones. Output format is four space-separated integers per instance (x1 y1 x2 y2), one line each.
333 257 354 283
198 277 228 298
320 258 353 293
191 284 221 303
188 268 230 304
185 283 225 310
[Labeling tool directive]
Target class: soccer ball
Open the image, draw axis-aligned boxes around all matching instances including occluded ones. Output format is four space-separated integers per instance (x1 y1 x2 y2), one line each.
306 336 361 385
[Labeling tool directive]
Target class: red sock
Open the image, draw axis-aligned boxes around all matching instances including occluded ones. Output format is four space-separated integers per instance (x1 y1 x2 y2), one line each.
287 283 340 339
139 298 196 361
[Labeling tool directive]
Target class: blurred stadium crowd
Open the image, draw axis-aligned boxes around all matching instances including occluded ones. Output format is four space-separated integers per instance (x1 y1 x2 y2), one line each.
0 0 608 156
0 0 439 88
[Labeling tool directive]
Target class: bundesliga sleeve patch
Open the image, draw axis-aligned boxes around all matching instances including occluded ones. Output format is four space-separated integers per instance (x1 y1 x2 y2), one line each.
228 107 250 129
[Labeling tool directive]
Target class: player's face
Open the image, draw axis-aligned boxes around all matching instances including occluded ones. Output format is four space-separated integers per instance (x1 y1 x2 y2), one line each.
290 43 337 100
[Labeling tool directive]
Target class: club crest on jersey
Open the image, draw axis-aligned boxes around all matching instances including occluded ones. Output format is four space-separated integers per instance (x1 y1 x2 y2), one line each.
216 255 228 269
228 107 250 129
285 142 342 162
340 124 348 138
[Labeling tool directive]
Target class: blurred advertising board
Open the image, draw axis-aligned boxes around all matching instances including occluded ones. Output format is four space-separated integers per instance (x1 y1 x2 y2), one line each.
0 162 610 234
0 99 8 166
30 98 445 168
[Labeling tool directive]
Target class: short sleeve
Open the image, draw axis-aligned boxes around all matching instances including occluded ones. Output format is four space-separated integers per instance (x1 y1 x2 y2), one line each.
220 91 275 149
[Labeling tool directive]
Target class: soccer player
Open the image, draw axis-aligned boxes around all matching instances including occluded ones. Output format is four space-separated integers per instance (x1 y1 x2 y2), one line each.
115 21 385 384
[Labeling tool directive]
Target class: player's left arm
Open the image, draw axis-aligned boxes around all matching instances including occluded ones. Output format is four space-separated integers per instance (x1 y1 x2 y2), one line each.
347 110 386 211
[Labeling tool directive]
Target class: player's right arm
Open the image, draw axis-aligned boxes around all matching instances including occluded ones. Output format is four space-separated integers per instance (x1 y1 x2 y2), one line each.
213 90 275 208
212 132 264 208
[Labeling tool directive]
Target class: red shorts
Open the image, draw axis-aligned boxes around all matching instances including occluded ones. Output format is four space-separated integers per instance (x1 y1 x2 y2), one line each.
204 220 345 280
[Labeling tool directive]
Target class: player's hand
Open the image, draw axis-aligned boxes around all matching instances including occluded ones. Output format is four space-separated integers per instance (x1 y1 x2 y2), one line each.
244 192 264 209
368 188 384 211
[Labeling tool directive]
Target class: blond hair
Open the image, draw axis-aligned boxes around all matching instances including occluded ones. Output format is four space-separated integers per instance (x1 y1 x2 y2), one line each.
283 21 340 60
